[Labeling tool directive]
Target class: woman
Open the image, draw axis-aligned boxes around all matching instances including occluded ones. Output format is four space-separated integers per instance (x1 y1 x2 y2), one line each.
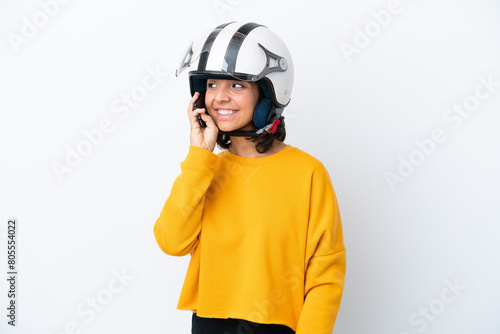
154 22 346 334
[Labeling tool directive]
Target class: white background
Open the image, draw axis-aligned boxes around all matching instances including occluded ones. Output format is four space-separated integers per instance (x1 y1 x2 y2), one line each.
1 0 499 333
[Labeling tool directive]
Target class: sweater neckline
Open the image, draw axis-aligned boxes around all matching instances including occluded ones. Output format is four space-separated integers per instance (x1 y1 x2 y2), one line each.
222 144 294 165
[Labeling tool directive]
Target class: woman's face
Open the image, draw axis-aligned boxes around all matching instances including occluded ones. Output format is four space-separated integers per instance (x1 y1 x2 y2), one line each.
204 79 260 132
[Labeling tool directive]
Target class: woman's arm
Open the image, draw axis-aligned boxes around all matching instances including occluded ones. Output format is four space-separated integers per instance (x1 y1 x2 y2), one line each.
153 145 219 256
296 164 346 334
154 92 219 256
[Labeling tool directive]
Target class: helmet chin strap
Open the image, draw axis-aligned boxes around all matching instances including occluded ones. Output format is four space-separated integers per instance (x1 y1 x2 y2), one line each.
218 118 281 138
219 129 261 138
218 121 262 138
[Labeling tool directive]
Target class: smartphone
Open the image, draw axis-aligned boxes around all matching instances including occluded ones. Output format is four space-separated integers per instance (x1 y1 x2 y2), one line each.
193 90 208 128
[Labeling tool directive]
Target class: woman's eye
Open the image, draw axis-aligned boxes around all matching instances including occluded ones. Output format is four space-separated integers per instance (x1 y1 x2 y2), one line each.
207 82 216 88
233 83 244 88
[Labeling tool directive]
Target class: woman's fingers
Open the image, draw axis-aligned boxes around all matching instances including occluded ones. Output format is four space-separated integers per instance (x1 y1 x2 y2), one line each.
187 92 199 115
188 92 218 151
188 93 200 123
191 108 207 127
198 110 216 129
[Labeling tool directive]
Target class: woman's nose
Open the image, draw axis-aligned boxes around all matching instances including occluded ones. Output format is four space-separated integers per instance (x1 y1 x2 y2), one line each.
214 87 230 102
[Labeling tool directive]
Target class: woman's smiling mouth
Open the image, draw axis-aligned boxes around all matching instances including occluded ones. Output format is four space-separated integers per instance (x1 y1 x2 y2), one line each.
216 109 238 115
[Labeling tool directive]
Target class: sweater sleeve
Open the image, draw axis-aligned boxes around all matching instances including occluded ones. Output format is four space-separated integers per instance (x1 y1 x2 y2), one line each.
296 164 346 334
153 146 219 257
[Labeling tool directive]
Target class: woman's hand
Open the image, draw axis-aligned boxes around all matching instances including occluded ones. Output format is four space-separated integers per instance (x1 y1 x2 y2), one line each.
188 92 218 152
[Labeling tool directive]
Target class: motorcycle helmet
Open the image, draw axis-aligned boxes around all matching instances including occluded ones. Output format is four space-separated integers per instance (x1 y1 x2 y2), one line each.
175 22 294 137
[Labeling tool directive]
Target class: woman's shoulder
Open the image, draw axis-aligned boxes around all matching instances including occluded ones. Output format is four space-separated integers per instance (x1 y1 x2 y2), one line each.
284 145 328 171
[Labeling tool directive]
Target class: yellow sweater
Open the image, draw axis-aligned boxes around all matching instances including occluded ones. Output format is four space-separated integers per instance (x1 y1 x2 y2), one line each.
154 145 346 333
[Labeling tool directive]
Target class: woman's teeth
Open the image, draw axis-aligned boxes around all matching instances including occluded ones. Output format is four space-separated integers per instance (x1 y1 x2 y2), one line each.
217 110 237 115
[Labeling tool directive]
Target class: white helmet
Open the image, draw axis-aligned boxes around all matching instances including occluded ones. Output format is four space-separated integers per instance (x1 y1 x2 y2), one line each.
176 22 294 135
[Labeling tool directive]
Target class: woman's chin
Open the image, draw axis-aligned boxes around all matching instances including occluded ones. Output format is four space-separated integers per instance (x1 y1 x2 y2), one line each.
215 124 235 133
217 122 253 133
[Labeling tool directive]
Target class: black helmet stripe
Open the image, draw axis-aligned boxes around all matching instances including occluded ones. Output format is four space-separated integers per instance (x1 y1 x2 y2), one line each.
223 22 263 74
197 22 234 72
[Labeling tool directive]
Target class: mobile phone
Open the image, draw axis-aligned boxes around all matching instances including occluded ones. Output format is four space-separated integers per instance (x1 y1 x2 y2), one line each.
193 90 208 128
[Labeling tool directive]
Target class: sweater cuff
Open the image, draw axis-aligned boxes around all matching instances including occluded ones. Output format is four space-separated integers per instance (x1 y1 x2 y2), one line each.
184 146 219 170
